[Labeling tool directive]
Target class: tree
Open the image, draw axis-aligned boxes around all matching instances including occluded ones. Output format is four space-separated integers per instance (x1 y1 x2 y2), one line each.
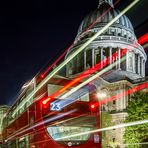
101 112 112 147
124 92 148 148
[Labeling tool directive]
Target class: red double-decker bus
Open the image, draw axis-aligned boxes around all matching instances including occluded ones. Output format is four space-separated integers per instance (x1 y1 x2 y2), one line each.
2 75 101 148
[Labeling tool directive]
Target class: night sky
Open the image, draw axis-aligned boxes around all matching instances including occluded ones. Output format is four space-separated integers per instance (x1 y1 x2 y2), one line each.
0 0 148 105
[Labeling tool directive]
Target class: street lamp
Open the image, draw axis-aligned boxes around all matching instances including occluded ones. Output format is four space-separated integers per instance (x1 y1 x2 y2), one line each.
96 90 108 146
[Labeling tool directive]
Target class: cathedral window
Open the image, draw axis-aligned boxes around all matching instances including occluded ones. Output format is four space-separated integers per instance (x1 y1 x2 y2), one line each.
95 48 101 64
86 49 92 68
102 48 110 68
77 52 84 73
73 58 77 74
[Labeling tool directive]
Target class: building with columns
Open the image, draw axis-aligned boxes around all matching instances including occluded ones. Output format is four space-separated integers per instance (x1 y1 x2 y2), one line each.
0 105 9 144
64 0 147 147
65 0 146 81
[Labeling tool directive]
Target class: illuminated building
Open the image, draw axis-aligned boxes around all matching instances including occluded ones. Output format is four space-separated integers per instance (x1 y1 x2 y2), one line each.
0 105 9 143
66 0 146 80
65 0 147 147
1 0 147 147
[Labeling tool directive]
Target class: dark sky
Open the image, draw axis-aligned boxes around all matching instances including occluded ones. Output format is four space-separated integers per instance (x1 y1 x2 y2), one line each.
0 0 148 105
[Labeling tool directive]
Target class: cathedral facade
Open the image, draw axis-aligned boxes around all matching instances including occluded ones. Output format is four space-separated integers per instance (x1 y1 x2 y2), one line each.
64 0 147 147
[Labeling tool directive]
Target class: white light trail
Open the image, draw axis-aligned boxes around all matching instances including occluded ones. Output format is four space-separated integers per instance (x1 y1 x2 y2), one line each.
55 120 148 141
60 56 126 99
6 109 77 142
12 0 139 116
123 142 148 146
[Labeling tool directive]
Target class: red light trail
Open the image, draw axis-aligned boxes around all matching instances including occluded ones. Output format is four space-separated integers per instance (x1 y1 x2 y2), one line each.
138 33 148 45
42 32 148 104
42 49 125 104
40 0 120 79
91 81 148 109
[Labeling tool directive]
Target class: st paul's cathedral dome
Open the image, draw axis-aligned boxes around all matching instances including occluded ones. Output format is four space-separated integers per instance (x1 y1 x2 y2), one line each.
65 0 147 82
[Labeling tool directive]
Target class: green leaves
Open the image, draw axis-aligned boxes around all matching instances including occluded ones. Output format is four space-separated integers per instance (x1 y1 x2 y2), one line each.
124 92 148 147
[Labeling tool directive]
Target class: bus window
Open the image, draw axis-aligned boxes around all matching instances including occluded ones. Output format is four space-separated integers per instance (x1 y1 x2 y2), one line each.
46 115 97 146
79 93 89 102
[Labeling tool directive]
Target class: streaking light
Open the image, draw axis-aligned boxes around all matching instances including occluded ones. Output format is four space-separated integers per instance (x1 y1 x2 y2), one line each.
6 109 77 141
55 120 148 141
91 82 148 108
138 33 148 45
40 0 120 78
48 50 120 100
12 0 140 116
42 97 51 105
60 56 126 100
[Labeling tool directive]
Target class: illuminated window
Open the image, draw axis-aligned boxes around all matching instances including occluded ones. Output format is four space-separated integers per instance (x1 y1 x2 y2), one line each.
86 49 92 68
77 52 84 73
95 49 101 64
46 116 96 146
79 93 89 102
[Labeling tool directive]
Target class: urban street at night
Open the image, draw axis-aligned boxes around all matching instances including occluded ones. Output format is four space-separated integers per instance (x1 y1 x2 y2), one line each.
0 0 148 148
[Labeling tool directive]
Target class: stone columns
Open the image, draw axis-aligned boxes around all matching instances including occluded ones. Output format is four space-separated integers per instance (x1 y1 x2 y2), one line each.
141 58 144 77
143 60 146 76
126 50 129 71
118 48 121 70
140 57 142 76
133 53 135 73
92 48 95 68
123 84 126 109
101 47 103 68
109 47 112 67
138 55 140 74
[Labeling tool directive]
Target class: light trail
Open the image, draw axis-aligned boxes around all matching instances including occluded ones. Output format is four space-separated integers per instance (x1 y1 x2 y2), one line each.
55 119 148 141
42 50 122 104
6 109 77 142
40 0 120 78
9 0 121 108
123 142 148 146
45 32 147 103
12 31 147 109
91 81 148 108
138 33 148 45
12 0 139 116
60 56 126 100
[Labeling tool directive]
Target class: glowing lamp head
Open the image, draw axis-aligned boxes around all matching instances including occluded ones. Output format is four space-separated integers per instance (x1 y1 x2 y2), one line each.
42 97 51 105
42 100 47 105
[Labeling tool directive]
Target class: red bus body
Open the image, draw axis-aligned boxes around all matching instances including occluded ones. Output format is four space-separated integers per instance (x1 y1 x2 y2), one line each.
2 77 101 148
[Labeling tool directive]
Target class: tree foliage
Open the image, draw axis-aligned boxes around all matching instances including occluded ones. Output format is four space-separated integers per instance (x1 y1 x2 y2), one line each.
124 92 148 148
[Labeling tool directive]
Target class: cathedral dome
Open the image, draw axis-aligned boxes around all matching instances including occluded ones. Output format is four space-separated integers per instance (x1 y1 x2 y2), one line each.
77 2 134 37
65 0 147 81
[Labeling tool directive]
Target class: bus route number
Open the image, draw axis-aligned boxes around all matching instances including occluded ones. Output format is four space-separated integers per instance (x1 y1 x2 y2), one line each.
50 102 61 111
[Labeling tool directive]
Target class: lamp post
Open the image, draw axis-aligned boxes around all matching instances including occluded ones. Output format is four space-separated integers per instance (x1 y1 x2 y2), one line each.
96 90 107 145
